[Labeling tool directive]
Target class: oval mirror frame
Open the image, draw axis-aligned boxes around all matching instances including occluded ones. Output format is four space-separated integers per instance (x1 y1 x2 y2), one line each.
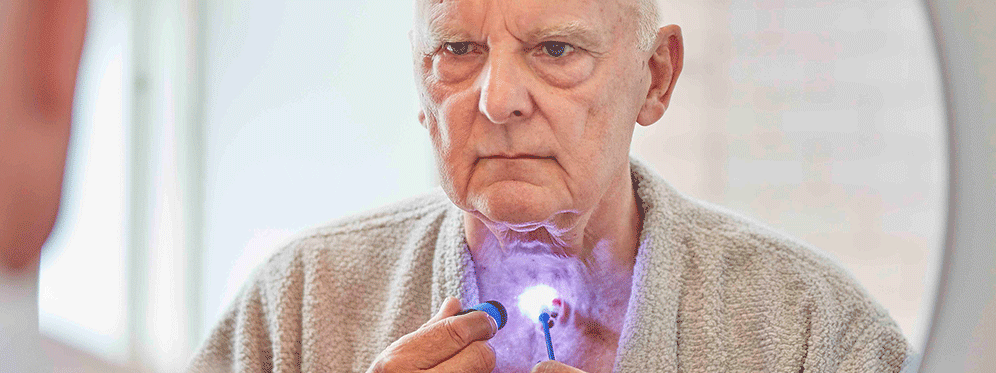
919 0 996 372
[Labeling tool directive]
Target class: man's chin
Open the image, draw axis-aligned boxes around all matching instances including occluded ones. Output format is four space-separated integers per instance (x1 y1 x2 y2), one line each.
471 182 563 228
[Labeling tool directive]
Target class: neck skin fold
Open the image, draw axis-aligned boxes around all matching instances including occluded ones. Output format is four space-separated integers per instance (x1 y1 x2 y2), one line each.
463 162 643 285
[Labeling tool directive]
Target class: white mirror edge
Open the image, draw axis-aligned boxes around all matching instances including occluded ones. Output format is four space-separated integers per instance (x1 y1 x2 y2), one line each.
919 0 996 372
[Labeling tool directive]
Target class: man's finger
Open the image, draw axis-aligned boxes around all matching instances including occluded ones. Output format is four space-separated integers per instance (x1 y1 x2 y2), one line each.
400 310 497 369
531 360 587 373
426 340 495 373
423 296 463 327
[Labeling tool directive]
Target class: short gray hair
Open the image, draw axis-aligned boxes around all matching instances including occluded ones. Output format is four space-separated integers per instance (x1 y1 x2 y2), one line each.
636 0 661 51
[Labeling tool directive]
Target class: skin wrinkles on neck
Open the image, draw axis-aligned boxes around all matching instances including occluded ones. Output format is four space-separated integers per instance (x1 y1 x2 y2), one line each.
464 158 641 273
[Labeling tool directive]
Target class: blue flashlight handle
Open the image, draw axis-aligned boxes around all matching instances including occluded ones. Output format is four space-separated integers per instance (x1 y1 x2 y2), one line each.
539 312 555 360
455 301 507 330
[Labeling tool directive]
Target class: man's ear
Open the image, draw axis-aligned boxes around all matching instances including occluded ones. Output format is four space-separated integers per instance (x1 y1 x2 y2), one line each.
637 25 684 127
418 110 427 128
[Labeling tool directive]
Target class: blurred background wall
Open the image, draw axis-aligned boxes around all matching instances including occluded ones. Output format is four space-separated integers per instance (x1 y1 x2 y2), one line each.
37 0 946 371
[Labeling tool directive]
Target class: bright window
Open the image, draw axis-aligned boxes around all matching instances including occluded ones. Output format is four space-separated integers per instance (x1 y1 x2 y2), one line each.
38 0 132 364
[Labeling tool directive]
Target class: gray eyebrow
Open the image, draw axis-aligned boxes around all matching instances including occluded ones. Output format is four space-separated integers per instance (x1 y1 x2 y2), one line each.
412 23 472 55
414 20 606 54
428 24 468 43
526 21 605 48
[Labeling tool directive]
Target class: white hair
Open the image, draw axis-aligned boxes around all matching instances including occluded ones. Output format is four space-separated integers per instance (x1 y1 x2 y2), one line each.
636 0 662 51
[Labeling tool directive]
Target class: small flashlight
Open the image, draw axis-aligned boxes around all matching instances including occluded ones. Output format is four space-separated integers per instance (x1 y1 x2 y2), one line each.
539 311 555 360
455 300 508 330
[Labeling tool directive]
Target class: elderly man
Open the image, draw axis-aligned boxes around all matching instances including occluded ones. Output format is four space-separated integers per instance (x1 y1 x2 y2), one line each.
190 0 911 372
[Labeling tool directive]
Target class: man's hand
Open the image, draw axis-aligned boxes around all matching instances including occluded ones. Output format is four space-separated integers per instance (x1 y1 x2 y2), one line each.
367 297 498 373
0 0 88 271
531 360 587 373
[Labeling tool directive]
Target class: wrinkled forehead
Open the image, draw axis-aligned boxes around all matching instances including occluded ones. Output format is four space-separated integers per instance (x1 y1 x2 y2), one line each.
413 0 634 49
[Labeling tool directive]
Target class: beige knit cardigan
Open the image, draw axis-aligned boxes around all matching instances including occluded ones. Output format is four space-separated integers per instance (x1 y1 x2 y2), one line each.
188 158 912 372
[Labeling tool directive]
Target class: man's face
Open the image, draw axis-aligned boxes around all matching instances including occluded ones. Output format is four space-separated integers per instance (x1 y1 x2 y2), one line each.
412 0 654 231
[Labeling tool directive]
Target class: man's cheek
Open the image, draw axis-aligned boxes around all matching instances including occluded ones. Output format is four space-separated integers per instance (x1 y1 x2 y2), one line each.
438 93 480 144
428 121 471 189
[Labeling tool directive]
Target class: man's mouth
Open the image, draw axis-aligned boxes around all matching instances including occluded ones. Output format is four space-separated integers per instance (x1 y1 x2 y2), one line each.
482 154 555 160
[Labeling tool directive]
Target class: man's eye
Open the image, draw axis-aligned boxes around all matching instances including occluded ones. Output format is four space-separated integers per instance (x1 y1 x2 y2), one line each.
539 42 574 58
444 42 476 55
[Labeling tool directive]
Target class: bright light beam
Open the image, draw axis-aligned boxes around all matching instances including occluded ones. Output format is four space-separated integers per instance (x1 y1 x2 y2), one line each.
517 284 558 323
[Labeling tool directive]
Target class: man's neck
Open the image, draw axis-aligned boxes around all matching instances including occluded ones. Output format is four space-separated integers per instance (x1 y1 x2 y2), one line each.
463 166 642 370
463 163 642 276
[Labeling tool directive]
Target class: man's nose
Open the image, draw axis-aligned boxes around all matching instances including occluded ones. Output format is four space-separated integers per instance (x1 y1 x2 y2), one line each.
478 54 534 124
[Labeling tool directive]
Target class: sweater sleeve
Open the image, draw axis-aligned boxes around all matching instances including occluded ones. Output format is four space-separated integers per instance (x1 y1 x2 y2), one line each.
834 317 914 373
186 277 277 373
